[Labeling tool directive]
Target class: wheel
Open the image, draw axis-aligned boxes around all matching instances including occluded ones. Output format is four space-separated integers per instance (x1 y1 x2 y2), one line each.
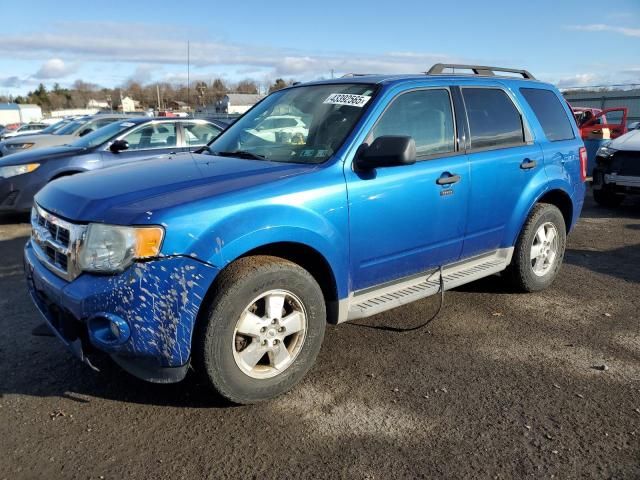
505 203 567 292
193 255 326 404
593 189 624 208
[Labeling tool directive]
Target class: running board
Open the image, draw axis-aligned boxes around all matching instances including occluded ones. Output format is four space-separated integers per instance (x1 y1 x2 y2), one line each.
344 248 513 321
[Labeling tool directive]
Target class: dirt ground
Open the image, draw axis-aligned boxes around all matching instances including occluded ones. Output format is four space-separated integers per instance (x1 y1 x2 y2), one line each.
1 194 639 480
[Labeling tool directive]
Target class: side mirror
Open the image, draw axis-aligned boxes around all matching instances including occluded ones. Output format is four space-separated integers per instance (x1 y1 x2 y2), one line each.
109 139 129 153
355 136 416 170
79 128 94 137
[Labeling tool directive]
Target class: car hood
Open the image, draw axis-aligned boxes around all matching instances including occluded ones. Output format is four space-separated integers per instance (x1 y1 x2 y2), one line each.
0 145 86 166
3 133 75 148
610 129 640 151
36 152 318 224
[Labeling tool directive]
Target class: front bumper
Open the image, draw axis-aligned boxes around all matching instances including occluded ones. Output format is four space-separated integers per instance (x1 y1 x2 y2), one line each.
593 167 640 195
24 240 219 383
0 174 42 212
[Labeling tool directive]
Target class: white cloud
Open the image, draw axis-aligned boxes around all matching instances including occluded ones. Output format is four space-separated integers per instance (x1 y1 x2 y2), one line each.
0 22 455 81
566 24 640 38
33 58 76 79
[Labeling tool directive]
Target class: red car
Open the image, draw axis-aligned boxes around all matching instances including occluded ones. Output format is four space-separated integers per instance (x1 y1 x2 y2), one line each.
571 106 628 174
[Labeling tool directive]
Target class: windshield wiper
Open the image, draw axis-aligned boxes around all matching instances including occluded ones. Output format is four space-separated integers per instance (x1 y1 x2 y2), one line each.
213 150 266 160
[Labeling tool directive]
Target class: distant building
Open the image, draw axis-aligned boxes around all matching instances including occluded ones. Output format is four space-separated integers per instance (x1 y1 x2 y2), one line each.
0 103 42 125
167 100 190 112
50 108 99 118
216 93 264 114
116 96 139 113
87 99 109 109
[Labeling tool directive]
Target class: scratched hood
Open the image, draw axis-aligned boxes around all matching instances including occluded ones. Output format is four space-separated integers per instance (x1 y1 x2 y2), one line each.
35 152 316 224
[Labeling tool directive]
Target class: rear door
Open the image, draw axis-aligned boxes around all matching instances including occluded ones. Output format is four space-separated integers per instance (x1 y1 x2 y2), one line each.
459 85 544 259
102 121 179 167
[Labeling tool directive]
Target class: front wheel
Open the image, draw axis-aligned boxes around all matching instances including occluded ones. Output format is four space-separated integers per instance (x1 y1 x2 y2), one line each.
193 256 326 404
505 203 567 292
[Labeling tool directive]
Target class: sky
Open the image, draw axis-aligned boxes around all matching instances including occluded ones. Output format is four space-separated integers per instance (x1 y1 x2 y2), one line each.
0 0 639 97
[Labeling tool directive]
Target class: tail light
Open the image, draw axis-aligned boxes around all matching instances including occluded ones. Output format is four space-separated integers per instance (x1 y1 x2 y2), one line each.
579 147 588 182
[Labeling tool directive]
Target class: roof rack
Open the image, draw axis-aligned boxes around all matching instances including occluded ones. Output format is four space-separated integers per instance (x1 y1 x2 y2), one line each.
427 63 536 80
341 73 377 78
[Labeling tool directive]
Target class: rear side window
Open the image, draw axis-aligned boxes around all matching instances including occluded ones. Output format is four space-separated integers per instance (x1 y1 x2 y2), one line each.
372 89 455 158
462 88 525 149
520 88 575 141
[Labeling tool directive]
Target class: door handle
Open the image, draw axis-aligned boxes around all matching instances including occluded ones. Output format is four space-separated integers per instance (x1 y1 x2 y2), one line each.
436 173 461 185
520 159 537 170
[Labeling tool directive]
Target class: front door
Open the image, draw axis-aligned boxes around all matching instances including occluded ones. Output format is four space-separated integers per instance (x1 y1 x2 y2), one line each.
346 88 470 291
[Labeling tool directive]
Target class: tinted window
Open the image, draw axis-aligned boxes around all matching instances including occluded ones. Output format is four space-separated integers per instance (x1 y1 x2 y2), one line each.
372 89 455 157
520 88 574 141
463 88 524 149
123 123 177 150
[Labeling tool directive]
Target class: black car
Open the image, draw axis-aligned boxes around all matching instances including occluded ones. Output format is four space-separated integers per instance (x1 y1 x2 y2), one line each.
592 129 640 207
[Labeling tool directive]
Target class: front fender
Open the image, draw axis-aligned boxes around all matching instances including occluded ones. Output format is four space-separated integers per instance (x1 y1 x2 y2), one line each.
162 197 350 298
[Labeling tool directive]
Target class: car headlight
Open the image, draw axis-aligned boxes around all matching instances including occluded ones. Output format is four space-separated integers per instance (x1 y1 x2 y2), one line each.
596 141 616 158
5 142 35 152
78 224 164 273
0 163 40 178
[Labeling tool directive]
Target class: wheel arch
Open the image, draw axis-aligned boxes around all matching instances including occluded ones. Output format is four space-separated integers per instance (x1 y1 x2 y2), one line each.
199 241 342 325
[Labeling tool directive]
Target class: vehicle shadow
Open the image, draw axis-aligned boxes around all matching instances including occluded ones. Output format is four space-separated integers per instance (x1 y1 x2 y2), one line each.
0 212 30 225
564 244 640 283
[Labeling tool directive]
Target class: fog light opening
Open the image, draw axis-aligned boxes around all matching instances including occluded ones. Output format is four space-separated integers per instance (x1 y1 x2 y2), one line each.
88 313 131 347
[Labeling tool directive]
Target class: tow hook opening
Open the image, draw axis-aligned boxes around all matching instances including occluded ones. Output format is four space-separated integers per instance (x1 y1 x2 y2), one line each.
88 313 131 347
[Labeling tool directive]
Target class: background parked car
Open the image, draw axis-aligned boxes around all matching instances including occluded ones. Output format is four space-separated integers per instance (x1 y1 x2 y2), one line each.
0 122 49 140
0 114 135 157
0 117 224 212
592 129 640 207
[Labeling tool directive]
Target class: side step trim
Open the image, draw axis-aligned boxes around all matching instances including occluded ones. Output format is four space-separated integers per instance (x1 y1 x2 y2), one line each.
341 247 513 322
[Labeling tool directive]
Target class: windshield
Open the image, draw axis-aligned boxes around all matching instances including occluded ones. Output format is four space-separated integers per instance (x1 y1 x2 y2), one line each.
71 121 139 149
55 119 87 135
207 83 377 163
40 121 68 134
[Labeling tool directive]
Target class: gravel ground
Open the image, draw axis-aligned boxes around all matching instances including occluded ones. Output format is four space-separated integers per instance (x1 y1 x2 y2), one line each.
1 195 639 479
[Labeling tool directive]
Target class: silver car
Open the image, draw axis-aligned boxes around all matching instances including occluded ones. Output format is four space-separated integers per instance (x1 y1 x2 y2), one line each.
0 114 137 157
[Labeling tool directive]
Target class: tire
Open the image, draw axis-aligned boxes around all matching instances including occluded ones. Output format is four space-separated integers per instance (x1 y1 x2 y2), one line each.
193 255 326 404
505 203 567 292
593 189 624 208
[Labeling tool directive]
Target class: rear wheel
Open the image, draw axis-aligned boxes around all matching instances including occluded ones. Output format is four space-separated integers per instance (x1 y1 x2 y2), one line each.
193 256 326 404
593 188 624 208
505 203 566 292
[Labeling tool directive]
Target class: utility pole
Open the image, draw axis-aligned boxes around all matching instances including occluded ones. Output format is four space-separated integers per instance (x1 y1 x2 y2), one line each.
187 40 190 110
156 83 161 111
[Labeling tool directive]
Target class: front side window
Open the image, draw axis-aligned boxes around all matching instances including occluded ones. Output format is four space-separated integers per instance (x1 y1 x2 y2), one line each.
370 89 455 158
183 122 222 146
122 123 177 150
463 88 525 149
520 88 574 141
207 83 377 164
71 121 139 149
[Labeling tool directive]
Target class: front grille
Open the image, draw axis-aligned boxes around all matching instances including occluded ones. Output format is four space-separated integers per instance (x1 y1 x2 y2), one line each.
31 204 85 281
612 151 640 176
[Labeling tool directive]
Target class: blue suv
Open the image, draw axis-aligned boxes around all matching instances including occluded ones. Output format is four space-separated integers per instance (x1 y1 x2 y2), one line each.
24 64 586 404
